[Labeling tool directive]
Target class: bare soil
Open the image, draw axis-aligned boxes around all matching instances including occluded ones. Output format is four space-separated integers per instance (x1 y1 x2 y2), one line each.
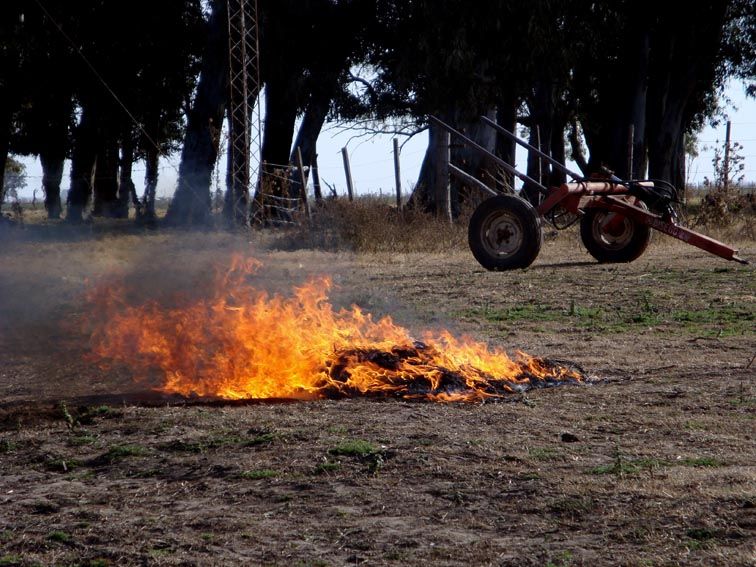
0 224 754 566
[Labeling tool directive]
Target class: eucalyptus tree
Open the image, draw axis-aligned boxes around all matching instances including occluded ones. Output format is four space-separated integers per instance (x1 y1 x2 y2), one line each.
166 0 228 225
255 0 375 219
0 2 27 211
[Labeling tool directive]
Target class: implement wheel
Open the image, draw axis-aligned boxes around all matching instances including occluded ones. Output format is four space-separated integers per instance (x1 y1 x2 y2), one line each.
580 205 651 263
468 195 543 270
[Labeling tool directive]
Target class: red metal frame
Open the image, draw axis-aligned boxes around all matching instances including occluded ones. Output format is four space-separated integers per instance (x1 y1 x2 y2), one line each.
429 115 748 265
537 181 748 264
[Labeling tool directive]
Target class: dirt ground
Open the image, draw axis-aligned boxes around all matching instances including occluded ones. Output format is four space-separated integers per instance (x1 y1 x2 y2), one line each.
0 222 754 566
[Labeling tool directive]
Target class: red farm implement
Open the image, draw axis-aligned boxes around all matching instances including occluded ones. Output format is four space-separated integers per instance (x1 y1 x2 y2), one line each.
429 115 748 270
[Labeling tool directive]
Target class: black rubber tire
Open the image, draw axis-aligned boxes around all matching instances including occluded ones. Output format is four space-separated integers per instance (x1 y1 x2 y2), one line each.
468 195 543 270
580 207 651 263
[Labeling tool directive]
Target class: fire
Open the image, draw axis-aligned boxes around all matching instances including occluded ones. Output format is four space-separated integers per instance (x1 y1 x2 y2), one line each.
86 257 583 402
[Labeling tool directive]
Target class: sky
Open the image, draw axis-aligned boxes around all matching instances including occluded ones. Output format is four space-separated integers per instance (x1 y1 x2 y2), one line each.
13 81 756 202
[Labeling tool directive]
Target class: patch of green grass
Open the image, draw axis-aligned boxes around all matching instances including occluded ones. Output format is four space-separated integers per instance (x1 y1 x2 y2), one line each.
590 452 723 476
545 550 574 567
244 432 277 446
680 457 723 468
685 527 716 550
0 531 12 543
60 404 123 429
78 405 122 424
518 472 541 481
97 444 148 464
460 304 561 324
160 431 275 454
328 439 378 457
590 448 646 476
0 555 24 566
672 305 755 336
590 461 641 476
528 447 560 461
0 439 16 453
68 433 98 447
459 293 754 337
686 527 715 541
239 469 277 480
313 461 340 475
47 530 72 543
590 457 668 476
46 457 81 472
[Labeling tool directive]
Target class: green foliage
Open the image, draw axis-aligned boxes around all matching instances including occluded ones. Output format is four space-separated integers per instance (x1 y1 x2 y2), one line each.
47 530 72 543
313 461 341 475
460 292 754 337
99 444 148 463
328 440 378 457
1 158 25 205
239 469 277 480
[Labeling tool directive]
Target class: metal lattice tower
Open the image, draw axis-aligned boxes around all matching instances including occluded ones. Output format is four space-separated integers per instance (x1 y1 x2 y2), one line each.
226 0 262 224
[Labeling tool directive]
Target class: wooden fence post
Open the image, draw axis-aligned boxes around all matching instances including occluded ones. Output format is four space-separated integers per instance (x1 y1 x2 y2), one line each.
627 124 635 179
723 120 732 191
341 147 355 201
434 129 452 223
311 153 323 203
393 137 402 211
535 125 542 186
296 147 310 219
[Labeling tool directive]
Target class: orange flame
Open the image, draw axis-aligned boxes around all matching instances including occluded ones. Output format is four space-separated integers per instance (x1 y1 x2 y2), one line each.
86 257 583 402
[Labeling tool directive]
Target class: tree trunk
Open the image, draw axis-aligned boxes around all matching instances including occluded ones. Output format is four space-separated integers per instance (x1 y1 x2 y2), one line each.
495 94 518 190
116 137 135 219
311 151 323 203
0 105 10 211
646 2 728 194
258 79 298 194
92 131 120 217
568 119 590 176
627 28 651 179
166 0 228 225
287 74 339 200
40 152 64 219
606 21 651 180
550 119 567 186
412 108 497 216
577 10 653 180
143 146 160 219
66 104 99 222
523 82 555 204
254 78 298 221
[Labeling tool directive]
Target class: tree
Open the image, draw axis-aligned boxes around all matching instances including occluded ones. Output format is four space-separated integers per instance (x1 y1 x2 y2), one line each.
167 0 228 225
0 2 26 211
1 157 26 211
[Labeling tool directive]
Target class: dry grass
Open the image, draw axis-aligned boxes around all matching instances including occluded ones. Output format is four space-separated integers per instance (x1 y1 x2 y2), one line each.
270 197 470 253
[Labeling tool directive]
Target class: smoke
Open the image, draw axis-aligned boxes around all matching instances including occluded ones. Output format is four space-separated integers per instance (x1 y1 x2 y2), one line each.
0 228 416 399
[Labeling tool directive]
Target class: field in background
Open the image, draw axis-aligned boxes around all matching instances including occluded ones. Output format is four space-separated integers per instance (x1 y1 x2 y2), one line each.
0 205 754 566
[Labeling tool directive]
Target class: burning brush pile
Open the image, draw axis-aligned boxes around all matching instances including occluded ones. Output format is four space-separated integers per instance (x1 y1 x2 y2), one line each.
85 257 585 402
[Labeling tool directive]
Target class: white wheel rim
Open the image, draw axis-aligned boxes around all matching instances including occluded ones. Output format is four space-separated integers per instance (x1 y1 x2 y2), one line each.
591 212 634 250
480 210 524 258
